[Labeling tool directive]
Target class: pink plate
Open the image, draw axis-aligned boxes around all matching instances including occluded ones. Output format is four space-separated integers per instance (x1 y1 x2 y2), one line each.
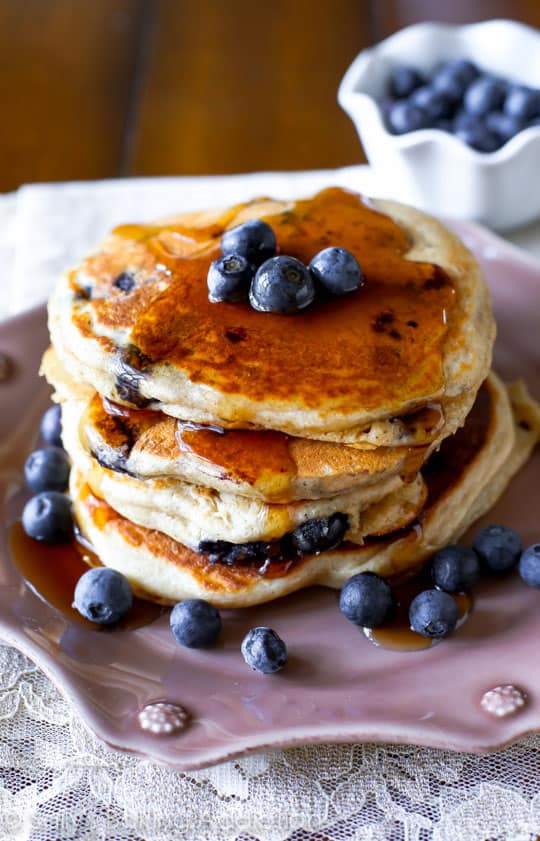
0 219 539 769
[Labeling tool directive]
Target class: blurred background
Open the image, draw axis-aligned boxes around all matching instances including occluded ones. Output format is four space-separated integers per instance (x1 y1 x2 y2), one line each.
1 0 539 192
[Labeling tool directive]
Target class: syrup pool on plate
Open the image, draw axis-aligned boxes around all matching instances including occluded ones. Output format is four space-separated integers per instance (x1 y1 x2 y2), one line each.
8 520 164 630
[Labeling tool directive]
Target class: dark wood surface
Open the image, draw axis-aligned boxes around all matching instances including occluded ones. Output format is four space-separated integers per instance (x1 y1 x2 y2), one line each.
0 0 538 191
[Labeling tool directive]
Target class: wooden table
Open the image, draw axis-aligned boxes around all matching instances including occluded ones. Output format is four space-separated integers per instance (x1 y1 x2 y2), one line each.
1 1 539 192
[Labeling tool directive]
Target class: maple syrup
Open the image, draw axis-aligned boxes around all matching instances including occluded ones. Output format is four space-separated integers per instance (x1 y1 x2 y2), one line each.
177 422 297 498
8 521 164 630
87 188 456 416
365 570 472 651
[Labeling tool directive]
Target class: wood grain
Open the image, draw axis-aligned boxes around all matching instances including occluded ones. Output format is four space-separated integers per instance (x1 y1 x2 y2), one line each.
0 0 144 191
374 0 540 39
128 0 371 176
1 1 539 188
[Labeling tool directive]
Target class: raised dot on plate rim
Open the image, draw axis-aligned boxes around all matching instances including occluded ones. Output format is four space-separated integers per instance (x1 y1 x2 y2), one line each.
480 684 528 718
137 700 190 735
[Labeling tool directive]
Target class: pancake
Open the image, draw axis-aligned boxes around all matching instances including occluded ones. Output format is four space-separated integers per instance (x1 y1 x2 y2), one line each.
71 372 540 608
47 188 495 442
44 356 428 507
61 397 427 545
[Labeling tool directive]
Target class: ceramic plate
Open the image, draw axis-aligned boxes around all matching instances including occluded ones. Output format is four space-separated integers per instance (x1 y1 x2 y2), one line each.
0 220 539 770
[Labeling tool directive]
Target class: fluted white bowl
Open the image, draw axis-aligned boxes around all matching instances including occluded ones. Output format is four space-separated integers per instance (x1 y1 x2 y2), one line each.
338 19 540 230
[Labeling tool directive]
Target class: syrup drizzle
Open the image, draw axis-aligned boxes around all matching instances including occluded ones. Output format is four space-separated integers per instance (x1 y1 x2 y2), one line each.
8 521 164 630
78 188 456 417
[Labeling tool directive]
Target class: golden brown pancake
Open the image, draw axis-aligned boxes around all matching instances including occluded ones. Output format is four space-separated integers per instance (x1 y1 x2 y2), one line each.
47 188 494 441
71 374 540 608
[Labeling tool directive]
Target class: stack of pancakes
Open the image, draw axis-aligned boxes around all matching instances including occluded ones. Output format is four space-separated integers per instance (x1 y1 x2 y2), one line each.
42 188 540 607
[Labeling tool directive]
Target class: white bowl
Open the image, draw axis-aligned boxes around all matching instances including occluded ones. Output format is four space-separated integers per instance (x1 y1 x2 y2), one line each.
338 19 540 231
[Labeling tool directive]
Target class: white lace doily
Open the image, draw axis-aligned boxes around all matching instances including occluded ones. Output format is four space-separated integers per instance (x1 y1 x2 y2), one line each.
1 643 540 841
2 172 540 841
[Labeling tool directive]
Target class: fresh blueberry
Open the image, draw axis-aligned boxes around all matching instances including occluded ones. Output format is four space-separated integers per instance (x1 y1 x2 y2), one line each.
519 544 540 588
389 66 424 99
170 599 222 648
432 66 469 102
485 111 524 142
221 219 276 267
528 116 540 128
463 76 506 116
472 524 522 573
22 491 72 543
409 86 453 121
73 567 132 625
309 247 363 296
431 544 481 593
453 110 483 132
409 589 458 638
207 254 253 303
290 513 348 555
456 124 501 153
435 118 454 132
442 59 479 86
241 626 287 674
113 272 136 292
504 86 540 121
387 101 429 134
250 256 315 314
24 447 70 493
339 572 394 628
40 405 63 448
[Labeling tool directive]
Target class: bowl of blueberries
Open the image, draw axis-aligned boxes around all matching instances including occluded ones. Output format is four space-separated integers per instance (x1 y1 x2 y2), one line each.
338 19 540 230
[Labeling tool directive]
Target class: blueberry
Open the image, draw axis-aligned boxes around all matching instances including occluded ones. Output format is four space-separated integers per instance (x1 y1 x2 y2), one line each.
73 567 132 625
485 111 524 142
198 539 274 566
442 59 479 86
389 66 424 99
504 86 540 121
250 256 315 314
40 405 63 448
290 513 348 555
24 447 70 493
472 524 522 573
387 101 429 134
170 598 222 648
339 572 394 628
431 544 480 593
113 272 136 292
456 124 501 153
207 254 253 303
464 76 506 116
410 86 453 121
221 219 276 267
528 116 540 128
435 118 454 132
22 491 72 543
453 110 482 132
241 626 287 674
519 544 540 588
309 247 363 296
409 589 458 638
432 67 469 102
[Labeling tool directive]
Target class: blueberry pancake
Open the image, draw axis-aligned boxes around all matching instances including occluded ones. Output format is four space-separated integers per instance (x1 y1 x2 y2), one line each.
43 346 429 503
69 374 540 608
48 188 494 443
41 187 540 610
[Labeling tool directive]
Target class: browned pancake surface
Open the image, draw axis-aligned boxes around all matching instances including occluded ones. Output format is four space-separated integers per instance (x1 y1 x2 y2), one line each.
70 188 456 414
